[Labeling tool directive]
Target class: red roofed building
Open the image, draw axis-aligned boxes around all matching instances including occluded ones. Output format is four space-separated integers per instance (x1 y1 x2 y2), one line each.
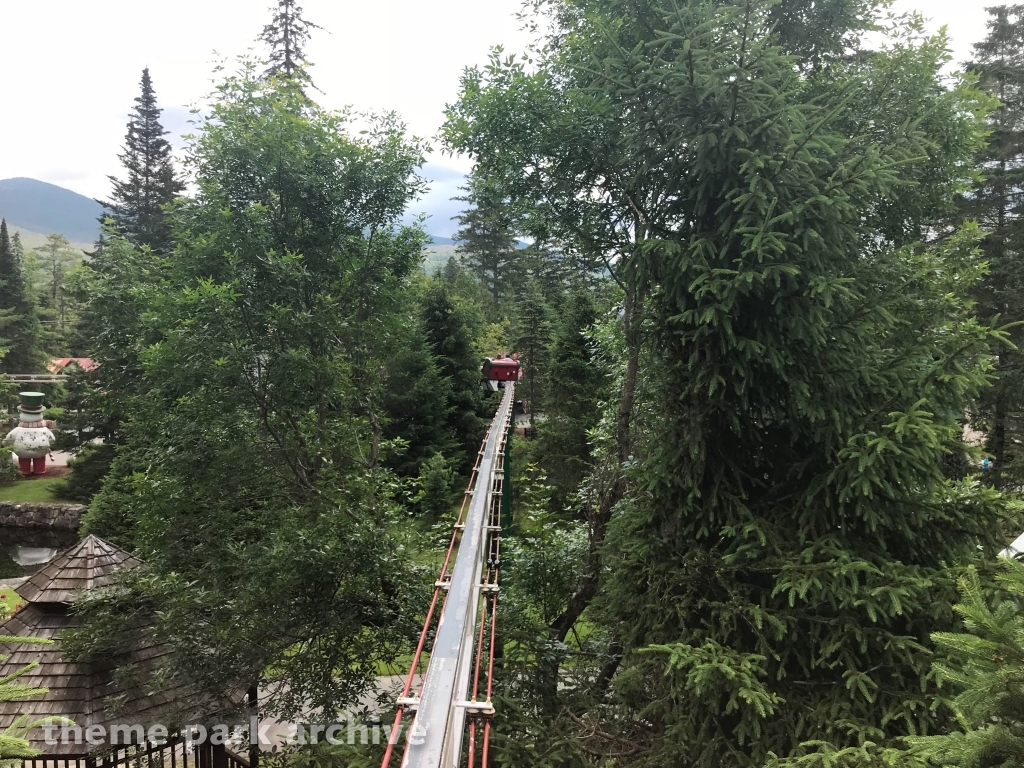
46 358 99 374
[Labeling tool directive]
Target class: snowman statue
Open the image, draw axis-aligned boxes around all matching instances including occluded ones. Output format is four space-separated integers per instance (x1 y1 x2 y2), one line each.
2 392 55 475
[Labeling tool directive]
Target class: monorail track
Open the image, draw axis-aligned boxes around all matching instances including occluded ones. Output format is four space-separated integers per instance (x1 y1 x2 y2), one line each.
382 384 515 768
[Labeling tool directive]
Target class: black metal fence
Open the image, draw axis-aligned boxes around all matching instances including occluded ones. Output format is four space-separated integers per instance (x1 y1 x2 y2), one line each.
22 740 251 768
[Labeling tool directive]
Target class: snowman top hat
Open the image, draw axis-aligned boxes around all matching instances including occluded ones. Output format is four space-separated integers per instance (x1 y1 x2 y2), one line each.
18 391 46 425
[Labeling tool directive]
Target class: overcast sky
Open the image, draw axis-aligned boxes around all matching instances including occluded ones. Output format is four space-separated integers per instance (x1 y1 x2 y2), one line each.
0 0 991 237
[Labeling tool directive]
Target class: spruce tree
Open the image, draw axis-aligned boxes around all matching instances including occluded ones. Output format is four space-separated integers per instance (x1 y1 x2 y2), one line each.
420 279 486 471
259 0 321 89
895 558 1024 768
539 290 605 507
35 233 79 337
454 175 519 316
104 68 183 253
0 219 42 374
960 6 1024 485
382 323 456 478
512 280 551 422
447 0 1005 763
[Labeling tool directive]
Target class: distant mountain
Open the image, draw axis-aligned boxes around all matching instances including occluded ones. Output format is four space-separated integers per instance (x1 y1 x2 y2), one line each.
427 234 529 249
0 178 103 244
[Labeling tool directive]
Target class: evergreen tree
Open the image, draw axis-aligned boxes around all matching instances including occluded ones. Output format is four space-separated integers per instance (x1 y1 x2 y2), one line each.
899 559 1024 768
960 6 1024 485
0 220 42 374
454 175 519 316
447 0 1005 763
512 280 551 421
34 233 78 337
104 68 184 253
382 324 456 477
259 0 321 89
420 279 486 470
416 452 457 519
0 635 66 762
539 290 605 507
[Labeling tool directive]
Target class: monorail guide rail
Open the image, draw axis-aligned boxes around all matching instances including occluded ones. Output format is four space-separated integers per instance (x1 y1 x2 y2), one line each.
382 384 515 768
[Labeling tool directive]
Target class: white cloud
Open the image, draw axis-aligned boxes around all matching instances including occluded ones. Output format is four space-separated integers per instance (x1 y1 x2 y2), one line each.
0 0 994 235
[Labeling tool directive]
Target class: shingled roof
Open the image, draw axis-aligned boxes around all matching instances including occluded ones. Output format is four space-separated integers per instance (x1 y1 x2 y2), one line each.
0 536 214 755
17 534 141 605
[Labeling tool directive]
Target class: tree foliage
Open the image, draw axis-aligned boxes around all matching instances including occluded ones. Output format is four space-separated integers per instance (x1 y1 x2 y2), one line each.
959 6 1024 486
420 278 486 469
538 290 605 507
74 62 430 720
899 558 1024 768
260 0 321 90
454 175 520 316
0 636 68 766
0 220 42 374
446 0 1012 764
104 68 184 253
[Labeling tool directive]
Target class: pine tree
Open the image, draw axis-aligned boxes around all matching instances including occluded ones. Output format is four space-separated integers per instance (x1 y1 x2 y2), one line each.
454 176 519 316
382 324 456 477
898 559 1024 768
259 0 321 89
420 279 486 470
539 290 605 506
512 280 551 422
960 7 1024 485
0 635 66 762
104 68 183 253
9 233 23 264
0 220 42 374
34 233 79 337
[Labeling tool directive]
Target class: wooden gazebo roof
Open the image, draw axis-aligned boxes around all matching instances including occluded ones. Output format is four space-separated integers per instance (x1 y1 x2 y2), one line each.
0 536 199 755
18 535 141 605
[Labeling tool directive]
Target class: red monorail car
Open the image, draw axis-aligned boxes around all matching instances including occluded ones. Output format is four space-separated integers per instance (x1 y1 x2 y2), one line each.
482 356 521 391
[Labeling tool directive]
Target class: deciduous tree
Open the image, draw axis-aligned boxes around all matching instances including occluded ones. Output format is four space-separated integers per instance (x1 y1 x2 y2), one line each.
77 61 429 721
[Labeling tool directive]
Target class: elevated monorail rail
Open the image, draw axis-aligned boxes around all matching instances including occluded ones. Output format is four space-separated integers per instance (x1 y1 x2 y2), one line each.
382 384 515 768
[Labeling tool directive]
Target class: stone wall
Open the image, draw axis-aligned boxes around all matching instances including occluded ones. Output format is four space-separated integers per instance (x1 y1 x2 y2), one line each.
0 502 85 530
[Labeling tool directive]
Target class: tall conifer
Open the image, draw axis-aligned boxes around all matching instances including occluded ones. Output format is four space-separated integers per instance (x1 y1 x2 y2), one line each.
421 280 486 470
454 176 519 316
960 6 1024 484
0 219 42 373
259 0 321 89
104 68 183 253
512 280 551 421
540 290 604 506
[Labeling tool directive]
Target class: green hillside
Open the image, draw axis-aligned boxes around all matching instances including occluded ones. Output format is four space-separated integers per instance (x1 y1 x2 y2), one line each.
9 225 90 255
423 244 457 274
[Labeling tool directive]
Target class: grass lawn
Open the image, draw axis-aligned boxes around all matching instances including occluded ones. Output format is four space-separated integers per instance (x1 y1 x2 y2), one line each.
0 476 64 503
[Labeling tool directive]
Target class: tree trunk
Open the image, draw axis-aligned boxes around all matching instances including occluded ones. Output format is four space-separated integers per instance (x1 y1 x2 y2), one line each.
550 281 642 642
